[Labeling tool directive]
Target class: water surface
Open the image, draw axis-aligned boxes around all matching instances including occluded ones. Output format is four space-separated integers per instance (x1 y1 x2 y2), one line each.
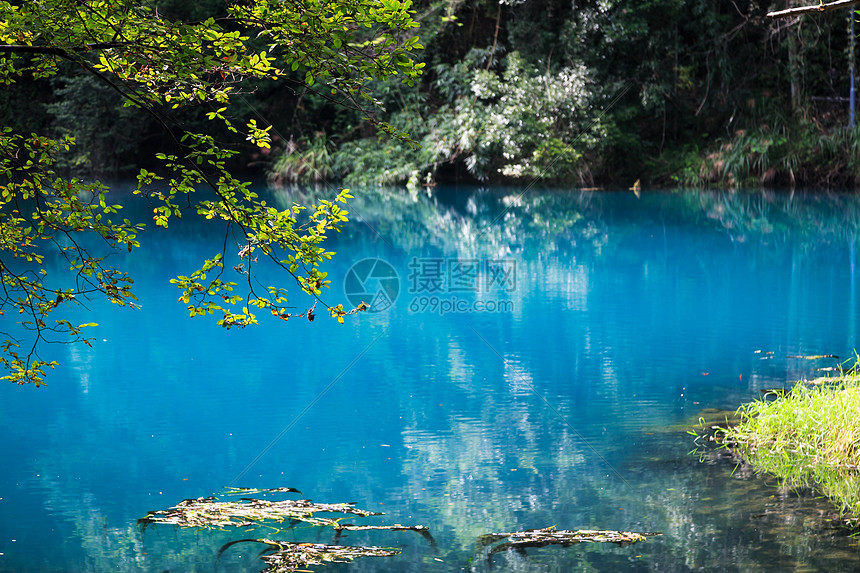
2 187 860 572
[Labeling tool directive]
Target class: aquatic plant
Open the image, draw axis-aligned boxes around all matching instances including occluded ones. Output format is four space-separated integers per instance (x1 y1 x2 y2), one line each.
716 363 860 526
139 488 661 571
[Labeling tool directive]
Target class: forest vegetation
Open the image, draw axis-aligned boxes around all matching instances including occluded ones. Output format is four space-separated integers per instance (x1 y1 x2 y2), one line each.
4 0 860 189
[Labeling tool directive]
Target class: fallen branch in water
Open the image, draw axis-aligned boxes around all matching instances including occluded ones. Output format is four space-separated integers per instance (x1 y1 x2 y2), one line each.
141 488 437 571
477 526 661 563
219 539 400 573
139 496 383 530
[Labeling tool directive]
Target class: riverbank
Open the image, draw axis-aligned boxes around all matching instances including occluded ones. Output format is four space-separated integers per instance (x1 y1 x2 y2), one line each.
268 119 860 190
716 367 860 528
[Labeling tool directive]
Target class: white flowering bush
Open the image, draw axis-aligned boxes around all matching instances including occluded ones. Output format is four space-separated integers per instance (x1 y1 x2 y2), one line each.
333 50 609 186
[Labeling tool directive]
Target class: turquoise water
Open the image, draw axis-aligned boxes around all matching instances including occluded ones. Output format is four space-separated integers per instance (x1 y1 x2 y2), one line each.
2 187 860 571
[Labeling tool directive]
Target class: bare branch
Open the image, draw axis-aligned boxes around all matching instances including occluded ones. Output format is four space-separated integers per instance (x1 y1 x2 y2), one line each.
767 0 860 19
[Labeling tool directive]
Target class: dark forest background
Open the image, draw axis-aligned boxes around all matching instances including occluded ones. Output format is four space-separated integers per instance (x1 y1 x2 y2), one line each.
5 0 860 188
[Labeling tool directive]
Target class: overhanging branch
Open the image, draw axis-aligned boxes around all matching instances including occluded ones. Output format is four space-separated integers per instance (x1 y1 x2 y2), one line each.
767 0 860 19
0 42 127 54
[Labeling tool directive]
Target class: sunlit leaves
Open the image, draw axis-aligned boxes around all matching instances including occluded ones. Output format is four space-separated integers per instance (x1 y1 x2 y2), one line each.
0 340 58 387
246 119 273 149
177 186 355 328
0 0 421 385
0 128 143 385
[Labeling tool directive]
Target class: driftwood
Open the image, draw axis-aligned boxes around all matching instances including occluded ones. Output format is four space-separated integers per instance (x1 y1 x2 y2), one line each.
477 526 661 564
140 489 659 571
219 539 400 573
138 496 383 530
767 0 860 19
332 523 438 548
140 488 437 571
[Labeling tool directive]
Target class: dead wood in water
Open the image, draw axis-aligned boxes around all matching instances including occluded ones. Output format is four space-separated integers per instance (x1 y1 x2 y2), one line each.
139 496 383 529
477 526 661 563
219 538 401 573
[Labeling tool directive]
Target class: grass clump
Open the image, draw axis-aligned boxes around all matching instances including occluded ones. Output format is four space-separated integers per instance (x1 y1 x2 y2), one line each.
721 369 860 524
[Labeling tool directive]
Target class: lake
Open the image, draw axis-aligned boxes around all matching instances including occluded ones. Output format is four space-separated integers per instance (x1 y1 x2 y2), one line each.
2 186 860 572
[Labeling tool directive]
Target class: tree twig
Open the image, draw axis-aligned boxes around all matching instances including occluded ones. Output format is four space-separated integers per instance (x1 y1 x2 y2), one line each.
767 0 860 19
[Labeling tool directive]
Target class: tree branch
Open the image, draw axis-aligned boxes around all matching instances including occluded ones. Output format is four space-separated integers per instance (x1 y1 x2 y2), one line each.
767 0 860 19
0 42 127 54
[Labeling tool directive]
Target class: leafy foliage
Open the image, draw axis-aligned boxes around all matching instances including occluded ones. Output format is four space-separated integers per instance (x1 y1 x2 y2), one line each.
673 122 860 188
331 49 606 186
0 0 423 385
286 0 860 187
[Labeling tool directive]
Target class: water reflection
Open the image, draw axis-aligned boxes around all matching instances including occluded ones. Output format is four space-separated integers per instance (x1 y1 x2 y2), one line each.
2 187 860 571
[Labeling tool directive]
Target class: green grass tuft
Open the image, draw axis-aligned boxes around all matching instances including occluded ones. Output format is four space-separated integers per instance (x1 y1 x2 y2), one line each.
722 364 860 524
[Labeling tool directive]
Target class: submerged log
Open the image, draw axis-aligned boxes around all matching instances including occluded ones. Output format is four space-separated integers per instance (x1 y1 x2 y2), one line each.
140 487 436 567
138 496 384 529
219 539 401 573
477 526 661 564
